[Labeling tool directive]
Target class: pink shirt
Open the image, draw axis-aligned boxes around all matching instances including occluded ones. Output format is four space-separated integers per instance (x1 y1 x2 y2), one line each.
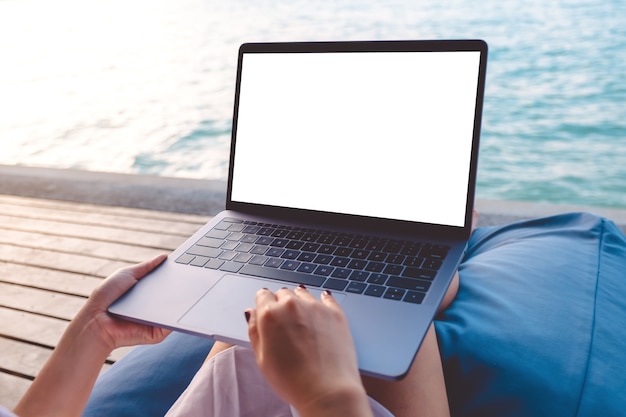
165 346 394 417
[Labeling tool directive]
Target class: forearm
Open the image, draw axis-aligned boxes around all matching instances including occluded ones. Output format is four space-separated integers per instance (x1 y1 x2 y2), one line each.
14 319 111 417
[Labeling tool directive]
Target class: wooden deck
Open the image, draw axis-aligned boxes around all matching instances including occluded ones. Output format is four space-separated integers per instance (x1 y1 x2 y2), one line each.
0 194 211 409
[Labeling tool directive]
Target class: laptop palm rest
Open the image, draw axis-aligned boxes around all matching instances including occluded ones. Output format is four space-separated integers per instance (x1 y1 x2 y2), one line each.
178 275 344 344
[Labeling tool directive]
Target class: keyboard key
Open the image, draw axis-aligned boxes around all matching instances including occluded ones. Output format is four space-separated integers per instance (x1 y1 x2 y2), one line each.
365 262 385 273
249 255 268 265
330 257 350 267
314 265 334 276
240 265 326 287
403 291 426 304
250 245 268 255
227 232 245 241
233 253 253 263
256 236 274 245
242 225 261 234
280 260 300 271
364 285 385 297
297 263 316 273
204 258 224 269
331 268 351 279
301 233 320 242
286 231 304 240
313 254 333 265
297 252 316 262
334 247 352 257
270 239 288 247
285 240 304 250
302 243 320 252
349 240 367 249
323 278 348 291
235 243 254 252
264 258 283 268
383 264 403 275
421 245 449 259
220 261 243 273
227 224 245 232
195 237 223 248
402 268 436 281
383 288 406 300
367 273 388 285
386 276 431 292
386 254 405 264
422 259 443 270
281 250 301 259
266 248 284 257
367 252 386 262
332 236 352 246
318 245 336 254
175 253 195 264
240 234 258 243
347 259 367 270
317 234 335 244
351 249 370 259
219 251 237 261
190 256 209 267
345 281 367 294
206 229 229 239
349 271 369 282
403 257 424 267
221 241 239 251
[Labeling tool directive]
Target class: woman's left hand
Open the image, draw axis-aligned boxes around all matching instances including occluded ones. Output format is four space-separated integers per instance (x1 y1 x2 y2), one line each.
75 254 172 351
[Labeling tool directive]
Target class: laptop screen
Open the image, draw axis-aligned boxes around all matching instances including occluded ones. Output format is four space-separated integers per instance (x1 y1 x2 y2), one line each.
230 45 483 228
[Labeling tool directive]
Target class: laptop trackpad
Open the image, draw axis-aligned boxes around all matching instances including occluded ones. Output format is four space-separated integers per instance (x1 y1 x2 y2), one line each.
178 275 343 344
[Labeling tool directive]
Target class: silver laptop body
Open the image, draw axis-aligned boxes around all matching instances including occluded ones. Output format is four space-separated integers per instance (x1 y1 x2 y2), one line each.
109 39 488 380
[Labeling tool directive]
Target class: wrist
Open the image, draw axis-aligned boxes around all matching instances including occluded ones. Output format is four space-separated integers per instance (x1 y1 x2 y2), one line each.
295 383 374 417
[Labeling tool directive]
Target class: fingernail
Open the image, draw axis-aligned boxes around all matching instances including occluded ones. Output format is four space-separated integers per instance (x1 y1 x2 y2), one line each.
323 290 332 296
297 284 306 289
244 310 251 323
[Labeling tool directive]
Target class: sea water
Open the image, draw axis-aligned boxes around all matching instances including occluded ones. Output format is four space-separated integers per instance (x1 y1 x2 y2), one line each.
1 0 625 208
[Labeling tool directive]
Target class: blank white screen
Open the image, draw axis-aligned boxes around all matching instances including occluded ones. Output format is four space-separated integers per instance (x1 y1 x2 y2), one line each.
231 50 480 227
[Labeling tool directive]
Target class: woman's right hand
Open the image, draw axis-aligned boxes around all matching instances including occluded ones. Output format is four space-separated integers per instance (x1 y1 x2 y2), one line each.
246 286 373 417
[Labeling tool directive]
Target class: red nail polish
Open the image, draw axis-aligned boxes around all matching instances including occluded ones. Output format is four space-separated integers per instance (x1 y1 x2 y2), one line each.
244 311 251 323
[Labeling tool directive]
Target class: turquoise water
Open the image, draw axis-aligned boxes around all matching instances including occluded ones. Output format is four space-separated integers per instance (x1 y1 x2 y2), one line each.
1 0 625 208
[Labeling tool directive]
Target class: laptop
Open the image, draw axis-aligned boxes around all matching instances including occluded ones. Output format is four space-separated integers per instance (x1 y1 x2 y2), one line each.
109 39 488 380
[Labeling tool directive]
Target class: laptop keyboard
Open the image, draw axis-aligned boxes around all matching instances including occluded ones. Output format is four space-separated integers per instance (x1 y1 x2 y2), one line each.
175 217 450 304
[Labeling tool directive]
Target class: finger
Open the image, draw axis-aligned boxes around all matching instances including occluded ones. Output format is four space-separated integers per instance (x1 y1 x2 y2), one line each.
294 284 316 302
128 254 168 280
255 287 276 309
92 255 168 306
320 289 342 310
246 308 260 348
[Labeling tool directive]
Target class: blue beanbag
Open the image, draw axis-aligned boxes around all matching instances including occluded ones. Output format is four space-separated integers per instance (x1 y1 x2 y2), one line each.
435 212 626 416
84 212 626 417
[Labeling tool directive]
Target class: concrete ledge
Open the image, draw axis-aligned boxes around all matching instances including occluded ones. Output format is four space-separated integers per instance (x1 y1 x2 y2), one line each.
1 164 625 231
0 164 226 215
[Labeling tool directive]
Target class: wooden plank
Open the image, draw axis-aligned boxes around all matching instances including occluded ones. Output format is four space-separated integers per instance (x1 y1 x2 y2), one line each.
0 244 132 277
0 338 112 408
0 282 86 321
0 213 186 250
0 306 68 348
0 200 204 237
0 194 211 224
0 337 53 379
0 372 30 410
0 262 100 297
0 194 211 408
0 228 167 264
0 307 133 363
